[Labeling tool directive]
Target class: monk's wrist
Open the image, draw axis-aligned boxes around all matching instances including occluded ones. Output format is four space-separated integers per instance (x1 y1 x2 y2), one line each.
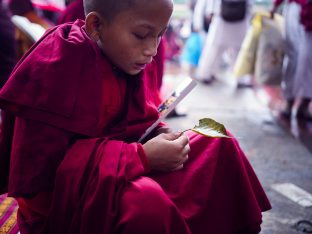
137 143 150 173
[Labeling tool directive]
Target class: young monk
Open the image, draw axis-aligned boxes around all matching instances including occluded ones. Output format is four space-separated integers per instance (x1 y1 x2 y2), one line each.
0 0 271 233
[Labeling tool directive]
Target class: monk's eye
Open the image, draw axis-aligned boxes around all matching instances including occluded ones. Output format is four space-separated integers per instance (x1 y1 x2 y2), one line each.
133 32 148 40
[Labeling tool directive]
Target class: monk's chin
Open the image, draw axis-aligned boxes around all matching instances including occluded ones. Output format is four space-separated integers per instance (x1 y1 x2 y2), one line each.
127 69 142 76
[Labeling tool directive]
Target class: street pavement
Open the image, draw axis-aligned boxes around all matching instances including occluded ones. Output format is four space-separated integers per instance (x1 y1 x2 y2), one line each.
162 64 312 234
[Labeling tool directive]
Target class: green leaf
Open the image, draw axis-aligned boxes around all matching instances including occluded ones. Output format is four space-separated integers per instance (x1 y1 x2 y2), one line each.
191 118 231 138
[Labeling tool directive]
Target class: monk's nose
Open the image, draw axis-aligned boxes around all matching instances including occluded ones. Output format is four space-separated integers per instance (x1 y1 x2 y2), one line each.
143 39 158 57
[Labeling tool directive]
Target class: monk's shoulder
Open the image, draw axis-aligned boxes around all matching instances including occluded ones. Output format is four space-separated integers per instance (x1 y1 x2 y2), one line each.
25 19 96 67
46 20 91 49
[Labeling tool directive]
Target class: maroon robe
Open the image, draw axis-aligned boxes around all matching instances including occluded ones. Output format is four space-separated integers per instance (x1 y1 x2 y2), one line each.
0 2 17 193
0 20 271 233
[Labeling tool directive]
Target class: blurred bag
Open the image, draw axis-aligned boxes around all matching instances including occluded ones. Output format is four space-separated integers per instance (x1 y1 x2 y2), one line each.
180 32 203 66
254 16 285 85
233 11 285 85
233 25 258 78
221 0 247 22
233 12 264 78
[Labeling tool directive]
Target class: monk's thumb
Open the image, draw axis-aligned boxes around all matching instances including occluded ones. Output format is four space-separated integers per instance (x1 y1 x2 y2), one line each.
162 132 182 141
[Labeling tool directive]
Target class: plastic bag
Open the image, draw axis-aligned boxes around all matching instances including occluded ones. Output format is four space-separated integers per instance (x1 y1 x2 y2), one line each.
254 15 285 85
233 11 285 85
180 32 203 66
233 12 264 78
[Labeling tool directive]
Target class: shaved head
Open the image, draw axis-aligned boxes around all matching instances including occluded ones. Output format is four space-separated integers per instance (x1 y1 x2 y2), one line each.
83 0 136 21
84 0 173 22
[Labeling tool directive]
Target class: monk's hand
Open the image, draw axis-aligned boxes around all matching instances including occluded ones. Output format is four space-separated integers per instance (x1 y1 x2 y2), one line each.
143 132 190 172
144 126 173 142
155 126 173 135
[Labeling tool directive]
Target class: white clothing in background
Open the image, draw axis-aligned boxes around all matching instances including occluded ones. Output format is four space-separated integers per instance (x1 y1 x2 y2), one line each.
280 2 304 99
193 0 217 32
294 31 312 99
194 0 253 80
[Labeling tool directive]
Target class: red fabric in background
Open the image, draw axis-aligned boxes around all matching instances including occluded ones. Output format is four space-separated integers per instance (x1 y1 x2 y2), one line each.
57 0 84 25
300 0 312 31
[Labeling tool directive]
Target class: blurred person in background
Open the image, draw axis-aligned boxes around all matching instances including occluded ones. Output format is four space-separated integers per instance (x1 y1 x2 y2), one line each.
8 0 57 65
163 23 183 63
291 0 312 120
8 0 54 29
193 0 253 84
57 0 84 24
187 0 198 12
271 0 311 120
186 0 199 26
180 23 203 77
9 0 87 28
180 0 203 77
193 0 212 34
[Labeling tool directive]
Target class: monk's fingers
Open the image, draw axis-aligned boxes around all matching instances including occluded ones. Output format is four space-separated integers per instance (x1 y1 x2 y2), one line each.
173 133 189 147
156 127 173 135
161 132 182 141
181 154 189 164
171 154 189 171
175 138 190 163
182 143 191 155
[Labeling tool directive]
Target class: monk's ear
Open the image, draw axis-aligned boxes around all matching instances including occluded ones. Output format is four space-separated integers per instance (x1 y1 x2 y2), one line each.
85 12 104 41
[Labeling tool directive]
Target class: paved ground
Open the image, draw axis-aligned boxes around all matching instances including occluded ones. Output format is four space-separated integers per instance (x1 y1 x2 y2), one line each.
162 63 312 234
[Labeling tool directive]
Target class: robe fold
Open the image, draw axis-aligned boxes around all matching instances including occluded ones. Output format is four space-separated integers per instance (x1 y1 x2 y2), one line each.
49 138 149 234
0 20 271 233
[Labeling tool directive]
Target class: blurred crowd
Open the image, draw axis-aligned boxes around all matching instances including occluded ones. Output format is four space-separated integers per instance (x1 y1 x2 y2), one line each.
169 0 312 120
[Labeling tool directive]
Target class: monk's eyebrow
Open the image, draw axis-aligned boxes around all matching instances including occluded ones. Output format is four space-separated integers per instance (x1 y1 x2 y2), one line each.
135 23 168 31
135 24 154 30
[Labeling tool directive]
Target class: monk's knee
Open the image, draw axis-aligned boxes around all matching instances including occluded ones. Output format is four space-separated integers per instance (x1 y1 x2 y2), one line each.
119 177 174 220
116 177 189 234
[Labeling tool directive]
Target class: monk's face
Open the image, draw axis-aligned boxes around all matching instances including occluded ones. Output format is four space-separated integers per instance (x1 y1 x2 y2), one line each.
98 0 173 75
